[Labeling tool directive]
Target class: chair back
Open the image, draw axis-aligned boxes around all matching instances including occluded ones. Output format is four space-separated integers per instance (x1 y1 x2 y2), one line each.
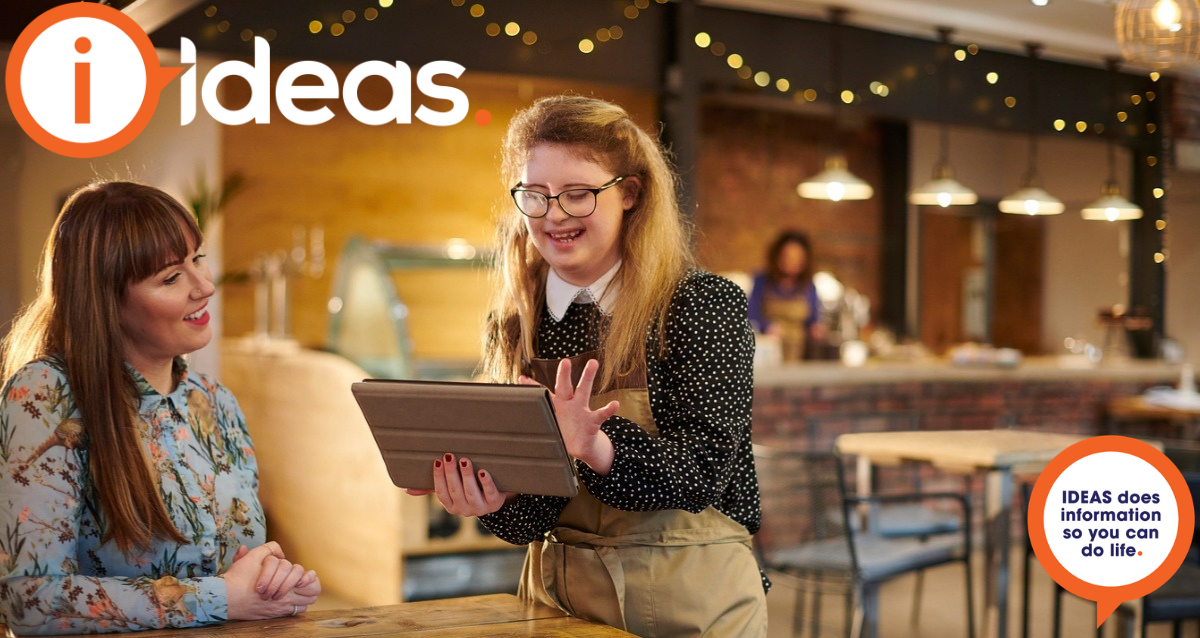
753 444 857 582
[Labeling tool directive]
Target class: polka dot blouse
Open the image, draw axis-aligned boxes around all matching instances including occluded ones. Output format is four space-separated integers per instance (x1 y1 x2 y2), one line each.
479 270 764 549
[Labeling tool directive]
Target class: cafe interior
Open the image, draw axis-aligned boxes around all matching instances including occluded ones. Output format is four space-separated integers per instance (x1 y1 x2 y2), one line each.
5 0 1200 636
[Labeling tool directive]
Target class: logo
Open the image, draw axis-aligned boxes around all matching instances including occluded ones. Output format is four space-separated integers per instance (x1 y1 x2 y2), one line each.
8 4 477 159
6 3 181 158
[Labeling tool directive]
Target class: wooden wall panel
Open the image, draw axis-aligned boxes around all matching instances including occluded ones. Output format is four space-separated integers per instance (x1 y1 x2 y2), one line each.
220 68 656 360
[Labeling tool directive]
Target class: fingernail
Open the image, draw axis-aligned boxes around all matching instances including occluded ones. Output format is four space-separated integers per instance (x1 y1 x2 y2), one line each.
478 470 487 479
434 460 441 468
460 459 468 468
444 453 452 462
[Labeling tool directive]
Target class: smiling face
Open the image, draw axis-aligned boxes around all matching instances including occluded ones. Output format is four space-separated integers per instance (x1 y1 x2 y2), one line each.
519 143 638 286
119 238 215 376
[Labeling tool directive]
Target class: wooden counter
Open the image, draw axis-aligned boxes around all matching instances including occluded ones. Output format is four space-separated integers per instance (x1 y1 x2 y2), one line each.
50 595 633 637
754 356 1179 388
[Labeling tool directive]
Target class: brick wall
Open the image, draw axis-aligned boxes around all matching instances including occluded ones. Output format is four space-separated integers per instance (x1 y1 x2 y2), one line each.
751 376 1171 529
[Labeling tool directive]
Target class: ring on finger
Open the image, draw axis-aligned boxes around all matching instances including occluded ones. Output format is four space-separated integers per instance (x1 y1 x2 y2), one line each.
292 604 299 616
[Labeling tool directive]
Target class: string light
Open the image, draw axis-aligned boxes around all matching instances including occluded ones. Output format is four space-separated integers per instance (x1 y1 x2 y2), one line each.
1054 119 1065 130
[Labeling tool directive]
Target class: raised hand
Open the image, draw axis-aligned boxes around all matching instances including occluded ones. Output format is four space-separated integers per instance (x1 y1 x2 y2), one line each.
519 358 617 475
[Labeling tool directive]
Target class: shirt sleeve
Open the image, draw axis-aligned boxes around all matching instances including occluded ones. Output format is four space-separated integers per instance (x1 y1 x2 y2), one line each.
805 281 820 330
746 272 768 333
478 494 570 545
578 273 755 514
0 363 227 635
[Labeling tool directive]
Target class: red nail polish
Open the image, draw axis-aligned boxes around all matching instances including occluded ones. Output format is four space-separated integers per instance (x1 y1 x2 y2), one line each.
444 453 452 462
460 459 468 468
478 470 487 479
434 460 442 468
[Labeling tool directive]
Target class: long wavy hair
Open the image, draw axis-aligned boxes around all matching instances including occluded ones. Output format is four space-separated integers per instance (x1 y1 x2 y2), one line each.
482 95 696 391
1 181 198 553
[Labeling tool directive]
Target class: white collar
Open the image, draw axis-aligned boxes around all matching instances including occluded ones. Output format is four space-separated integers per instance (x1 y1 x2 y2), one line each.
545 260 622 322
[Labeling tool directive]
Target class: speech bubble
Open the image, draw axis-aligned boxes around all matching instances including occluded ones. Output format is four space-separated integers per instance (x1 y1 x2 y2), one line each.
6 3 182 158
1028 436 1194 627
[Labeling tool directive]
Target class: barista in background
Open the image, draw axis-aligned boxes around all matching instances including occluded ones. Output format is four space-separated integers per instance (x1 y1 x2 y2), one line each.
748 230 824 361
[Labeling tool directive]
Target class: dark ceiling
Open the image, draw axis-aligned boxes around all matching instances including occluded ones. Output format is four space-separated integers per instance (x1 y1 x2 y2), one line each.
2 0 1159 147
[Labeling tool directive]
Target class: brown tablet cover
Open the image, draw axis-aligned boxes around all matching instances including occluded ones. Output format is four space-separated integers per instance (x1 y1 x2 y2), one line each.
351 379 579 498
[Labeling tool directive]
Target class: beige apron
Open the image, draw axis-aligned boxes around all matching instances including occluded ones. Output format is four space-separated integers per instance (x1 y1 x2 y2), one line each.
763 290 810 362
519 350 767 638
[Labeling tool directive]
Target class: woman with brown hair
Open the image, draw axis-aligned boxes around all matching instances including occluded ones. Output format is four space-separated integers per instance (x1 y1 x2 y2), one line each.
412 95 768 636
0 181 320 634
748 230 823 361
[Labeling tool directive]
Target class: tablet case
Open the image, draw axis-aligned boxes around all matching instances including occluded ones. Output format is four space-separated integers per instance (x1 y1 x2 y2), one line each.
351 379 579 498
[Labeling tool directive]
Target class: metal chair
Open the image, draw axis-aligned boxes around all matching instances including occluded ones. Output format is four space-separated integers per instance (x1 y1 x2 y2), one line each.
856 463 968 627
753 445 975 638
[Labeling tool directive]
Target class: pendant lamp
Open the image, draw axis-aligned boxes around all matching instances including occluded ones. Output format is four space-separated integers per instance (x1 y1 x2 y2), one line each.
1082 58 1143 221
999 43 1064 216
910 28 977 208
798 8 873 202
1116 0 1200 71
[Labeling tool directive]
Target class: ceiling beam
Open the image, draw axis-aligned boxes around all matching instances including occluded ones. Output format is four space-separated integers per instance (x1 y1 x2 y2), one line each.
121 0 205 34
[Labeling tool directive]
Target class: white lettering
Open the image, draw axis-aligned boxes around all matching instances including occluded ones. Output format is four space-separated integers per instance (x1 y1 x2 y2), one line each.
201 36 271 125
415 61 468 127
276 61 338 126
344 61 411 125
179 38 196 125
181 39 469 126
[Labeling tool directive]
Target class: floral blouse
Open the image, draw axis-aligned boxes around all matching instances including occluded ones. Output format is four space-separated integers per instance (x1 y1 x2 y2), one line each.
0 358 265 635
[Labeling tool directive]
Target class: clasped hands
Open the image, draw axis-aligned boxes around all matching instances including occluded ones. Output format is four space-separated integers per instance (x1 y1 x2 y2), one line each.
405 358 618 516
221 541 322 621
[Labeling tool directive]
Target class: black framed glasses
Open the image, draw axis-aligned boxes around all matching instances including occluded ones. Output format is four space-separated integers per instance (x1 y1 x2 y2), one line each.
510 176 626 218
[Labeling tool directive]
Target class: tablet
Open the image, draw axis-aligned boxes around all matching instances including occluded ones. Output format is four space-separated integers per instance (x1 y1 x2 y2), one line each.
351 379 579 498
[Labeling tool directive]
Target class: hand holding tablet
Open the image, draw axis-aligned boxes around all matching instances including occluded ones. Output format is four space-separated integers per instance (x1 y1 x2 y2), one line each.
351 379 579 498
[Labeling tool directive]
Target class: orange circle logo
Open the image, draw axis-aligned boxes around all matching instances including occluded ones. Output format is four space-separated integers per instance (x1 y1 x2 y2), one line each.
1028 436 1194 627
5 3 182 158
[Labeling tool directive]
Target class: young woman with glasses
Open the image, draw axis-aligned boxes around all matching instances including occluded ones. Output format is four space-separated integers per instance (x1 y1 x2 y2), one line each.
410 95 768 636
0 181 320 634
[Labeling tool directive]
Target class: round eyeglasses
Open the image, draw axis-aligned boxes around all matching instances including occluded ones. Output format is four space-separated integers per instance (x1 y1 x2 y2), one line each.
510 176 626 218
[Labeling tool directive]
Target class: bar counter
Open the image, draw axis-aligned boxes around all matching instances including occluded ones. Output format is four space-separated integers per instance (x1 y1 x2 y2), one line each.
755 356 1179 387
48 595 633 637
752 357 1178 453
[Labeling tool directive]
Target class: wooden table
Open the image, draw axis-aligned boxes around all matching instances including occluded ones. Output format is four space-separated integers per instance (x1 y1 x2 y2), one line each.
1106 395 1200 439
48 594 634 637
836 429 1090 638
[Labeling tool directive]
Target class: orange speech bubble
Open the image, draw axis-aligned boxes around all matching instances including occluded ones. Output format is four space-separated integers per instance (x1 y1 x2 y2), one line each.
5 3 182 158
1028 436 1194 627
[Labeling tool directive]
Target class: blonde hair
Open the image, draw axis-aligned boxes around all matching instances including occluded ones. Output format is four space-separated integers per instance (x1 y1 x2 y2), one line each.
2 181 196 553
483 95 695 391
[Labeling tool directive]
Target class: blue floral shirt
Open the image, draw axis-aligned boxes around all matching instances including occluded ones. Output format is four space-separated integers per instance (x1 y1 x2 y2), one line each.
0 358 265 634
